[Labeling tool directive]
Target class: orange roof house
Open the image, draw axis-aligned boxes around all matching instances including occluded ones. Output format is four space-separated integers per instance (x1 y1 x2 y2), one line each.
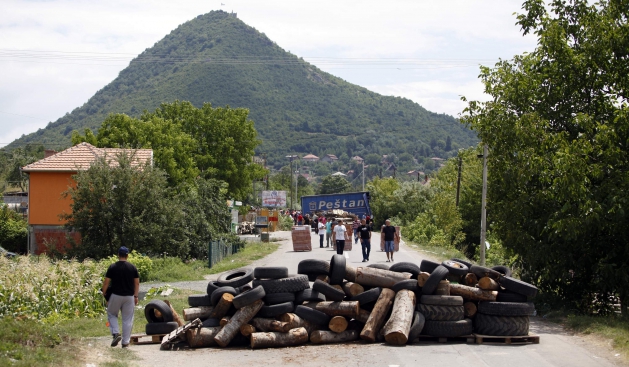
21 143 153 254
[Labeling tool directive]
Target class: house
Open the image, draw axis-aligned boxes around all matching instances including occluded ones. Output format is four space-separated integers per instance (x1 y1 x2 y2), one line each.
321 154 339 163
21 142 153 255
302 154 319 162
331 171 347 176
351 156 364 163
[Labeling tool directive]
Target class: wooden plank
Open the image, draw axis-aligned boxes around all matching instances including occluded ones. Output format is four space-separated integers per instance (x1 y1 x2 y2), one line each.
130 333 167 345
413 334 475 344
473 333 540 345
160 318 202 347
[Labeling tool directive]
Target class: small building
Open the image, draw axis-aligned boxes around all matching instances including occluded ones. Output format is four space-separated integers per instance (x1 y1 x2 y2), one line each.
321 154 339 163
302 154 319 162
21 142 153 255
351 156 364 163
331 171 347 176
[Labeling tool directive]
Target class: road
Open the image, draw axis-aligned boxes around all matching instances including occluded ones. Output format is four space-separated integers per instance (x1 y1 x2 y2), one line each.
129 230 624 367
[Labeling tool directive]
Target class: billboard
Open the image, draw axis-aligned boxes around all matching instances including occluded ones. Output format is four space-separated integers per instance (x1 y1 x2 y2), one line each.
301 192 371 217
262 190 287 207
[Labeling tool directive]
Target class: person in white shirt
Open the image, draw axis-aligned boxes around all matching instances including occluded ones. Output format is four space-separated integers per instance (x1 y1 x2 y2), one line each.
318 218 326 248
332 220 349 255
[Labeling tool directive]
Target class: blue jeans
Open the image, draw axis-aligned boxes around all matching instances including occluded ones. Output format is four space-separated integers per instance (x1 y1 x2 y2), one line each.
384 240 395 252
319 234 325 247
361 238 371 260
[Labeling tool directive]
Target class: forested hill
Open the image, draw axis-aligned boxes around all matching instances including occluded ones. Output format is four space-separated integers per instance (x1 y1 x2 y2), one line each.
9 10 477 168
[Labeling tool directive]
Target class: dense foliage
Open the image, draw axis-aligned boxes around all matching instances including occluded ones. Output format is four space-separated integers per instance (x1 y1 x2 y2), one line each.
461 0 629 313
318 175 352 195
0 205 27 253
366 177 431 228
0 145 44 192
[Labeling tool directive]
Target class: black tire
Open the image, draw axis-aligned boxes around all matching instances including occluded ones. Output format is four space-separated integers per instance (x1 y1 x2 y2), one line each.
389 262 421 277
451 258 473 268
329 255 346 285
145 321 178 335
216 267 255 288
294 305 330 325
423 319 473 337
258 302 295 318
233 285 266 309
478 302 535 316
307 274 319 282
201 318 220 327
367 263 390 270
350 287 381 306
238 284 252 293
295 289 326 304
210 286 239 306
144 300 174 323
417 304 464 321
188 294 212 307
206 280 220 295
421 265 449 295
474 314 529 336
264 292 296 305
407 311 425 343
254 267 289 280
420 295 463 306
391 279 420 293
499 276 538 297
419 260 440 273
441 260 469 276
252 275 310 294
313 279 345 302
491 265 512 277
470 265 501 280
297 259 330 275
496 290 529 303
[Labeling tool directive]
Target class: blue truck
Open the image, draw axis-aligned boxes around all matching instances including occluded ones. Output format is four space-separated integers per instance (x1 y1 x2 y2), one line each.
301 192 371 218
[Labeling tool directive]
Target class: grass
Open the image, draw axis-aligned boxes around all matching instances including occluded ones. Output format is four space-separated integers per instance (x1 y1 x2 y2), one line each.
404 238 470 263
207 241 279 274
561 315 629 360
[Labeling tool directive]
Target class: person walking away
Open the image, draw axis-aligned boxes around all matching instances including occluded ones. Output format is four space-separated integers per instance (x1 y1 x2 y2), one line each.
358 219 371 262
297 213 303 225
318 218 326 248
382 219 399 262
332 220 349 255
352 218 361 244
325 219 332 247
304 214 310 228
101 246 139 348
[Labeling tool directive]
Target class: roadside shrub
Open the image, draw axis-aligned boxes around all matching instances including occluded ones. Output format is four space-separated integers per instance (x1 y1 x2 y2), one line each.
278 214 294 231
102 250 153 281
0 205 27 253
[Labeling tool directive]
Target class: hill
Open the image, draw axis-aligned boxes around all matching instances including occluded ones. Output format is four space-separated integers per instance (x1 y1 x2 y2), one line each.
8 10 477 170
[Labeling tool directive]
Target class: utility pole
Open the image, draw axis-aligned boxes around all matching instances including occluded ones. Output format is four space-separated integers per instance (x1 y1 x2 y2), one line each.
286 155 295 209
362 160 365 191
455 155 462 207
479 144 488 266
295 170 299 210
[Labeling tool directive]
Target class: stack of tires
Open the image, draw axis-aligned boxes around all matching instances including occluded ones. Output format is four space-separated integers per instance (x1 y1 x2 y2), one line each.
417 295 472 337
144 299 178 335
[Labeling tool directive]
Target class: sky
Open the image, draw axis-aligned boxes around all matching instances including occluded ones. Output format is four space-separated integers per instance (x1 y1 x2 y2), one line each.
0 0 537 148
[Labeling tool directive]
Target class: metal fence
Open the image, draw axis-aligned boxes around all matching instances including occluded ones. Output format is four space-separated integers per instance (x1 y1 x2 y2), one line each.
208 238 243 268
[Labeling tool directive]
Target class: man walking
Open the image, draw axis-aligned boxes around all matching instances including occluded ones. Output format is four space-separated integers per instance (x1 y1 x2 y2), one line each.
102 246 140 348
358 219 371 262
352 218 361 244
325 218 332 247
332 220 349 255
382 219 399 262
318 218 326 248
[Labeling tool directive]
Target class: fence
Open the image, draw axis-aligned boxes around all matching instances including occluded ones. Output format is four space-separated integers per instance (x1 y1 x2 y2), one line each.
208 238 244 268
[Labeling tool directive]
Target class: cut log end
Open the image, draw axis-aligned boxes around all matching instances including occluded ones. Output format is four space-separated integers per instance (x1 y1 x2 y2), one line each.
478 276 500 291
329 316 349 333
417 272 430 287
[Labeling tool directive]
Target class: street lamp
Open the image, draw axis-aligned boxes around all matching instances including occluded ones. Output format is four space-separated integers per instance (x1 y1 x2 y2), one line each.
285 155 297 209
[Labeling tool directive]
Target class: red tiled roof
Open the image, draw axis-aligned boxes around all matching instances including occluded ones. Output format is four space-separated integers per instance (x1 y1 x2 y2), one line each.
22 142 153 172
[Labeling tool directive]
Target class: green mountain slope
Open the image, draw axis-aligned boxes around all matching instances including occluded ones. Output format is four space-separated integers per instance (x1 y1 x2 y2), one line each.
9 10 477 168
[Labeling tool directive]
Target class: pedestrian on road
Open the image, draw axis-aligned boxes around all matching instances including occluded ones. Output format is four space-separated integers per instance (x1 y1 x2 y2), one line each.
297 213 303 225
332 220 349 255
325 219 332 247
352 218 361 244
101 246 140 348
382 219 399 262
318 218 325 248
304 214 310 227
358 219 371 262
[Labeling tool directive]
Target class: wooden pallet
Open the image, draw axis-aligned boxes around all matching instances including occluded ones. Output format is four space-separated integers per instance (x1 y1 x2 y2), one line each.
161 318 202 348
130 333 166 345
473 334 540 345
412 334 475 344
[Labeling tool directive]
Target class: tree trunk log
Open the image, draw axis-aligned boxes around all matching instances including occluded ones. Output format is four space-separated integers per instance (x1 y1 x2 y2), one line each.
163 300 184 327
355 308 371 324
355 267 412 288
210 293 234 319
316 275 329 283
278 313 318 334
342 282 365 297
449 284 497 301
329 316 348 333
183 306 214 321
345 266 357 282
214 299 264 347
464 273 478 287
252 318 292 333
464 302 477 318
435 280 450 295
417 272 430 287
315 301 360 317
310 330 358 344
301 301 319 309
240 324 256 337
477 276 500 291
220 316 231 327
382 289 416 345
359 288 396 342
186 326 220 348
250 327 309 349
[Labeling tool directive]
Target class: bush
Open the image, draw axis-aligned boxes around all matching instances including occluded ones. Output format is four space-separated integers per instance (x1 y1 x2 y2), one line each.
0 205 27 253
278 214 294 231
102 250 153 282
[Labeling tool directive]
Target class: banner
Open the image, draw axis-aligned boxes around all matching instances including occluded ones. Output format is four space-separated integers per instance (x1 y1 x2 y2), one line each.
262 190 287 207
300 192 371 217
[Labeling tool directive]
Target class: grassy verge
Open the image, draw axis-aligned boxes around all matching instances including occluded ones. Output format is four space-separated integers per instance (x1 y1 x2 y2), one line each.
206 241 279 274
561 315 629 360
404 237 470 263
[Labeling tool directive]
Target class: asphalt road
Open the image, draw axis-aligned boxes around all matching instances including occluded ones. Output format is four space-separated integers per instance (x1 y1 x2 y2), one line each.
129 230 624 367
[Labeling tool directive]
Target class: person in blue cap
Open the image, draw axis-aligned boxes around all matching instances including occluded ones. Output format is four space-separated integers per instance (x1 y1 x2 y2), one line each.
101 246 139 348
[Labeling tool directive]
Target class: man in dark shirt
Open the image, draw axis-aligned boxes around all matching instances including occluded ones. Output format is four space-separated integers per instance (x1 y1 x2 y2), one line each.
382 219 399 262
358 219 372 262
102 246 140 348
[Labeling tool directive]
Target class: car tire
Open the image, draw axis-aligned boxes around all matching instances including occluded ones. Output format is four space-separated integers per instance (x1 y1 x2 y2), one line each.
188 294 212 307
252 275 310 294
210 286 239 306
258 302 295 318
294 305 330 326
295 289 326 304
146 321 178 335
419 260 440 273
499 276 538 298
417 304 464 321
297 259 330 275
312 279 345 302
216 267 255 288
329 255 346 285
474 314 529 336
389 262 421 277
477 301 535 316
441 260 469 276
144 300 174 323
264 292 296 305
350 287 381 306
419 295 464 306
391 279 420 293
232 285 266 309
407 311 426 343
421 265 449 295
470 265 501 280
254 267 289 280
423 319 473 337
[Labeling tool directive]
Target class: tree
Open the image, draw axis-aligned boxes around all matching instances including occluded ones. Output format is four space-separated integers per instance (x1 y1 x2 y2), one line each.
461 0 629 313
0 205 27 253
318 175 352 195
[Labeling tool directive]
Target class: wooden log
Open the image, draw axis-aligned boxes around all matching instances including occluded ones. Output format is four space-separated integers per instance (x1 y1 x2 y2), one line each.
310 330 359 344
316 275 329 283
163 300 184 327
329 316 349 333
465 272 478 287
464 302 477 318
209 293 234 319
252 318 292 333
250 327 309 349
359 288 396 342
383 289 416 345
417 272 430 287
279 313 304 329
342 282 365 297
183 306 214 321
332 284 344 293
240 324 256 337
478 276 500 291
449 284 497 301
220 316 231 327
315 301 360 317
301 301 319 309
355 267 412 288
345 266 357 282
355 308 371 324
435 280 450 295
186 326 220 348
214 299 264 347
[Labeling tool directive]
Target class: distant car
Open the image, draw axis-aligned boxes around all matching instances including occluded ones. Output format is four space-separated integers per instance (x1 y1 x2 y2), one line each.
0 246 17 258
